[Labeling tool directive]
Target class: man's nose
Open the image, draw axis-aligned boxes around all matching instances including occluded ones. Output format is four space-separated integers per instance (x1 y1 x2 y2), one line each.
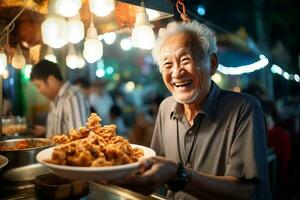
171 64 184 77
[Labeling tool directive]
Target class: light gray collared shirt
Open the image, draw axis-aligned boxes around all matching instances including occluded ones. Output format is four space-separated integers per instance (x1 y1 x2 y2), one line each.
151 82 271 200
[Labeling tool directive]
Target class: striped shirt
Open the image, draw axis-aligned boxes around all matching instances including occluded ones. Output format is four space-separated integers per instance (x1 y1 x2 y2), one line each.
46 82 90 138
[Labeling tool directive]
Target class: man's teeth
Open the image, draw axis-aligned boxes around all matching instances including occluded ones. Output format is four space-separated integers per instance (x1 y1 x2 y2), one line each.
174 81 192 87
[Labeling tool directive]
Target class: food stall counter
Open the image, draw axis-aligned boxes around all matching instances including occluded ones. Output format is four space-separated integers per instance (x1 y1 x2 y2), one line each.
0 180 166 200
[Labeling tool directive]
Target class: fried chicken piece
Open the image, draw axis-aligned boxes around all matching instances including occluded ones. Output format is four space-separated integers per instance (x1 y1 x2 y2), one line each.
133 147 144 159
91 153 113 167
99 125 117 142
52 134 69 144
60 142 77 156
104 143 135 165
86 113 102 133
50 148 67 165
69 127 90 141
67 150 94 166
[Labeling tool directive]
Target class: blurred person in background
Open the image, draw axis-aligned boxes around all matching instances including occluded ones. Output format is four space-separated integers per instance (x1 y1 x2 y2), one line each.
2 90 12 116
113 20 270 200
73 77 91 98
243 82 293 199
264 101 291 199
30 59 90 138
89 79 113 125
109 104 128 137
73 77 96 113
129 95 163 147
129 111 153 147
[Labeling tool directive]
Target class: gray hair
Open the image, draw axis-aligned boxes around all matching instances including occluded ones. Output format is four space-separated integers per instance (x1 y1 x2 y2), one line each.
152 20 218 69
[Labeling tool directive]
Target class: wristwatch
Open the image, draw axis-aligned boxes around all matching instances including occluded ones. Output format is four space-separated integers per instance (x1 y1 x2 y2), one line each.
166 162 190 192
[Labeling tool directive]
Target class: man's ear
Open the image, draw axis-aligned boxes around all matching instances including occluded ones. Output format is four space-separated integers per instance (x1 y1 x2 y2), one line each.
47 75 56 85
210 53 218 75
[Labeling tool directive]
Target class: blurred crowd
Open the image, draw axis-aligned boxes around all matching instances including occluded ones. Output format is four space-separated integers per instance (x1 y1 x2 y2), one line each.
242 83 300 200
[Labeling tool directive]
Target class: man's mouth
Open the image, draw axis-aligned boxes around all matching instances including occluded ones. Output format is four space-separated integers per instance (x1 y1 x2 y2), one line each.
173 80 192 87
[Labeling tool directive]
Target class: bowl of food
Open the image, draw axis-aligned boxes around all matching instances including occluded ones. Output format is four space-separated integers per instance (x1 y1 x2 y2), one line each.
37 113 156 181
37 144 155 181
0 155 8 172
0 138 53 181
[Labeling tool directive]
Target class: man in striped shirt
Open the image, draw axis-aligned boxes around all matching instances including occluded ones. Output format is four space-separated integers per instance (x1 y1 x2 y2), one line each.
30 59 90 138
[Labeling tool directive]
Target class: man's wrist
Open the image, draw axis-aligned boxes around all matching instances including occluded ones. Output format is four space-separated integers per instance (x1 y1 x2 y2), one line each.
166 162 190 192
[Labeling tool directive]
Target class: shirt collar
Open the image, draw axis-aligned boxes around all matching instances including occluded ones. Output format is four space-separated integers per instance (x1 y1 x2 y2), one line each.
171 103 183 120
201 81 220 120
56 81 70 99
170 81 220 120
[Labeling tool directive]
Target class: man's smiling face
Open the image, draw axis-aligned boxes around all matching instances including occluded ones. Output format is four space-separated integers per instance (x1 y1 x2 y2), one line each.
159 32 212 105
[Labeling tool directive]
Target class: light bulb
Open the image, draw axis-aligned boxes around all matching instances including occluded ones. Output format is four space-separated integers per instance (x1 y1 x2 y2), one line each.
76 54 85 69
132 25 155 50
131 6 155 50
54 0 82 17
66 45 78 69
89 0 115 17
66 56 78 69
44 46 57 63
83 22 103 63
103 32 116 45
2 67 9 79
68 14 84 44
120 38 132 51
12 44 26 69
44 55 57 63
0 52 7 74
41 13 68 48
66 45 85 69
83 39 103 63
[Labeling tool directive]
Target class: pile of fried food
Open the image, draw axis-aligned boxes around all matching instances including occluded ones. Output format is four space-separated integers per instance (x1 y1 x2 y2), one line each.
47 113 144 167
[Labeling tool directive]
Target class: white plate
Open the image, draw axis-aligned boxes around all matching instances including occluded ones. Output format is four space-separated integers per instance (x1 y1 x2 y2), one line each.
36 144 156 181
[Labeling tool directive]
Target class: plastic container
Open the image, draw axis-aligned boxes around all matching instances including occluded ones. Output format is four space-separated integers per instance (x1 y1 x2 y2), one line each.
2 116 27 135
34 173 89 200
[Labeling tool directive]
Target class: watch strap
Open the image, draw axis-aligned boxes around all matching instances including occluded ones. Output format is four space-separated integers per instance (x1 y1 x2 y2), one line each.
166 162 189 192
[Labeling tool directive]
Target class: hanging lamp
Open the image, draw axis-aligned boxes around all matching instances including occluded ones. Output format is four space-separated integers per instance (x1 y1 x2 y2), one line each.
12 44 26 69
131 1 155 50
83 17 103 63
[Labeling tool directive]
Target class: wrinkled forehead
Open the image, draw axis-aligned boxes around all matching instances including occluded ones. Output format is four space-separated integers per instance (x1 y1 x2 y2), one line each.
160 32 204 62
161 46 192 60
161 33 190 53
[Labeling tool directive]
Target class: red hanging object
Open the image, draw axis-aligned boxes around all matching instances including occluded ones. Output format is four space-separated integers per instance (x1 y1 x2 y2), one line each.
176 0 190 22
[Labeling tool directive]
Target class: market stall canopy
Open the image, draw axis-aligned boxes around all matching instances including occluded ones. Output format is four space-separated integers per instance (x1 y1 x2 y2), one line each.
216 27 268 75
0 0 173 49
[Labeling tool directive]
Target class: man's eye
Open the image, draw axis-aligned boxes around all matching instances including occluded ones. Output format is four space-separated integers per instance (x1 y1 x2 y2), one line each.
163 63 172 68
181 58 191 64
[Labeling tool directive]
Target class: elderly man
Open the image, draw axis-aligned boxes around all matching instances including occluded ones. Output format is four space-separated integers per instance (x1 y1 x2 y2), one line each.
114 20 270 200
30 59 90 138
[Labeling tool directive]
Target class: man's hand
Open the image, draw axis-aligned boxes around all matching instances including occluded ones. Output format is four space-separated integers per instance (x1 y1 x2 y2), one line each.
111 156 178 195
111 156 255 199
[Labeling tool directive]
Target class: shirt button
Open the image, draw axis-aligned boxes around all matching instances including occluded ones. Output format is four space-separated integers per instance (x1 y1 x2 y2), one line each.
187 130 193 135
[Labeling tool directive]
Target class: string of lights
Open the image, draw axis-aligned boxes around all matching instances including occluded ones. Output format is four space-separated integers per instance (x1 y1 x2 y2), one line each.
174 1 299 83
271 64 300 83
